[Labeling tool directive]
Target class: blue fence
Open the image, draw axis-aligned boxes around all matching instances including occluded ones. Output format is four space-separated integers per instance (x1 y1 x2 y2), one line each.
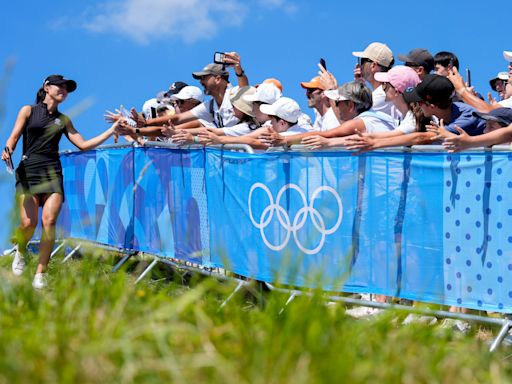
57 144 512 313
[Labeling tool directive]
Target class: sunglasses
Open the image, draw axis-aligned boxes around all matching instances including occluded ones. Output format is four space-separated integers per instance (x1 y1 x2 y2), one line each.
382 82 396 92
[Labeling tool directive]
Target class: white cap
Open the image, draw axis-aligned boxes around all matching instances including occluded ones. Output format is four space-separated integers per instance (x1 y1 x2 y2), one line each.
171 86 204 102
244 83 282 104
142 98 160 120
504 51 512 62
323 89 352 102
260 97 301 124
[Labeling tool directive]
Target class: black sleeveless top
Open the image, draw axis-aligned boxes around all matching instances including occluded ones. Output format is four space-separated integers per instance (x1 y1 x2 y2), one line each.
15 102 69 198
22 102 68 161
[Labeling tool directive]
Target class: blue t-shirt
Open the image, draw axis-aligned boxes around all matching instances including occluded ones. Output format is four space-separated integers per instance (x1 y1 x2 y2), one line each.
446 102 486 136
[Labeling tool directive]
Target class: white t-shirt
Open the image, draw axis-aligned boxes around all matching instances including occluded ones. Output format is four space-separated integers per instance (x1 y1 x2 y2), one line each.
397 110 417 134
281 123 308 136
190 84 239 127
371 85 403 120
222 121 258 136
358 110 397 133
312 107 340 132
498 98 512 108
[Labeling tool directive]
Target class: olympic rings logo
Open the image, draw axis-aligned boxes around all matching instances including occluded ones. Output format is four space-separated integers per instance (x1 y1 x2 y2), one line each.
248 183 343 255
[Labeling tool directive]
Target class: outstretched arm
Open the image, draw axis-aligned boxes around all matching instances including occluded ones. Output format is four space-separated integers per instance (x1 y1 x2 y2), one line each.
65 119 121 151
443 125 512 152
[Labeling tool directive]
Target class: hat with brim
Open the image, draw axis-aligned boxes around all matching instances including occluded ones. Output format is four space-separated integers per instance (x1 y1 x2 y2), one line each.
230 86 255 117
473 108 512 126
244 82 282 104
45 75 77 92
192 63 229 79
171 86 204 102
352 42 394 68
402 74 454 104
489 72 509 91
504 51 512 62
300 76 325 90
259 97 301 124
397 48 435 73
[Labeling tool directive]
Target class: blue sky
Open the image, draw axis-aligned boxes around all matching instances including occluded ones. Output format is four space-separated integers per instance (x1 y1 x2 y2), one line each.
0 0 511 247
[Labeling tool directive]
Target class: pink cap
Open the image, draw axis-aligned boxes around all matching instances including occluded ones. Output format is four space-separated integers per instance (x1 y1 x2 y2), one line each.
374 65 420 93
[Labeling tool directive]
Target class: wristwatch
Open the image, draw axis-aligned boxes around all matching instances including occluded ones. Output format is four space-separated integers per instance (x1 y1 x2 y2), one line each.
135 128 140 135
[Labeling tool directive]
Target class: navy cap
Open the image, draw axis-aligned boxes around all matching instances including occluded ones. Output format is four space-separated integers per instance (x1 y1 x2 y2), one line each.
473 108 512 126
45 75 77 92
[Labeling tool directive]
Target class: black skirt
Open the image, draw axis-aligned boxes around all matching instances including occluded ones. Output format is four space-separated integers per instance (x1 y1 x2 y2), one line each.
15 154 64 201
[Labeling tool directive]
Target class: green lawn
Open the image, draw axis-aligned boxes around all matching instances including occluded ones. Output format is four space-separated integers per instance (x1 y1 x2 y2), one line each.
0 249 511 383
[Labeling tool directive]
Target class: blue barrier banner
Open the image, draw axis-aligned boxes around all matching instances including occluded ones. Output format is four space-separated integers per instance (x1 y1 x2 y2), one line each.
57 146 512 313
205 148 512 313
131 146 209 263
59 147 134 249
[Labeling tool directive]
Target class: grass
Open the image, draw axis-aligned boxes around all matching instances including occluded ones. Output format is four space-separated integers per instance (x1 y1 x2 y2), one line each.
0 248 512 383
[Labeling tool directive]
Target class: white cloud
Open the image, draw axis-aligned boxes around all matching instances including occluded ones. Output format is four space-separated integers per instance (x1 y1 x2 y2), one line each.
82 0 248 45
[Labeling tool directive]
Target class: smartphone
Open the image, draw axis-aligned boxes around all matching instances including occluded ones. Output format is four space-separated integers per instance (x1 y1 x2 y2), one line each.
465 68 471 87
213 52 226 64
150 107 157 119
320 58 327 71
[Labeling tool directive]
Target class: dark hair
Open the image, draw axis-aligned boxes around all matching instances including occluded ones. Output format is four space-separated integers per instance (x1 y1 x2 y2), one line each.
434 51 459 70
35 86 46 104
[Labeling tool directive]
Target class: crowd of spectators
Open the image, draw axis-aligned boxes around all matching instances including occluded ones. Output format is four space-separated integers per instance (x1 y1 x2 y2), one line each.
106 45 512 153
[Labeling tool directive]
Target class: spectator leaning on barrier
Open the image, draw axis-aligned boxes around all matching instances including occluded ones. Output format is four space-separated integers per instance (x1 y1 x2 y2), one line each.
344 74 488 152
403 74 486 135
244 82 313 133
352 42 401 120
171 86 204 113
261 81 396 147
198 97 303 150
324 66 423 151
447 50 512 112
398 48 435 79
300 76 340 131
172 86 261 144
443 108 512 151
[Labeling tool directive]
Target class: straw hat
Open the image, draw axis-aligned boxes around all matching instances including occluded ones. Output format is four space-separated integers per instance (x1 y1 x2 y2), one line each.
230 86 256 117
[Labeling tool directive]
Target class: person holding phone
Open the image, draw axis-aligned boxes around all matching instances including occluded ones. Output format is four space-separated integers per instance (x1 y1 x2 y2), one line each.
2 74 126 289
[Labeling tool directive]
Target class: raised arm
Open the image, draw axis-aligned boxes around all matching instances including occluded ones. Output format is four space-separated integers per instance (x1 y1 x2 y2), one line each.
447 67 500 113
225 52 249 87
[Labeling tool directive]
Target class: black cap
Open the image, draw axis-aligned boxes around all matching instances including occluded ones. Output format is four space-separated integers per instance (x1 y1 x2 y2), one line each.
398 48 435 73
402 74 454 105
473 108 512 126
166 81 188 96
45 75 77 92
